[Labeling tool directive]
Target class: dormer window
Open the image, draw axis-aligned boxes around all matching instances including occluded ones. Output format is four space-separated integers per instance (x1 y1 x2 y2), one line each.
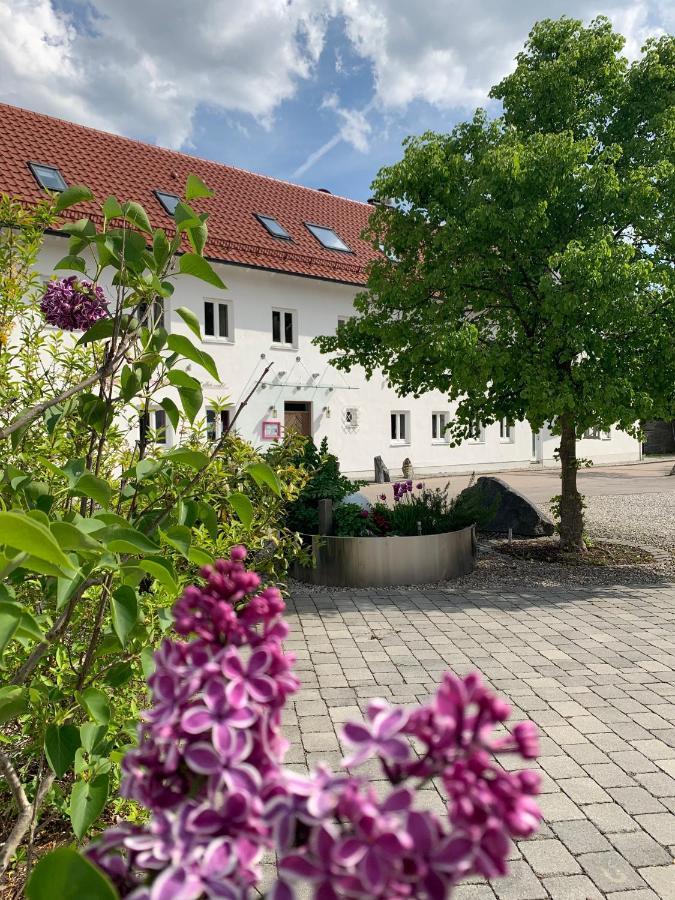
28 162 67 192
304 223 352 252
255 214 291 240
154 191 180 215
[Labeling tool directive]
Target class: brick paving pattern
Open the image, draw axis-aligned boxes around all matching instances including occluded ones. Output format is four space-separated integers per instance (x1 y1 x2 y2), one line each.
281 582 675 898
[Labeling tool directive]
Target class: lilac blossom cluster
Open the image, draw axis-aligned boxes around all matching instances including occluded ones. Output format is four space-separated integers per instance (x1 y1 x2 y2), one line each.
87 547 541 899
40 276 109 331
391 480 425 502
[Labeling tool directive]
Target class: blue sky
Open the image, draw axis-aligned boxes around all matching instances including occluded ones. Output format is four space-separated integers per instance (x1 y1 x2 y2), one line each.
1 1 673 201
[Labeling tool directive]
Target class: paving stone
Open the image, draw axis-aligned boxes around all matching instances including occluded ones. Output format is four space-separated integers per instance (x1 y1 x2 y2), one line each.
609 750 659 774
552 820 611 854
635 812 675 845
559 776 611 804
541 874 603 899
639 865 675 896
537 792 586 822
491 861 547 899
520 839 580 875
584 762 635 788
609 831 672 867
608 786 665 814
636 772 675 797
584 802 641 834
579 851 647 892
454 886 497 899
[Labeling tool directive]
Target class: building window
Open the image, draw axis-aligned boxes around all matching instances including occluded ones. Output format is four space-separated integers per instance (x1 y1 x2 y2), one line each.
28 162 67 192
583 427 611 440
500 419 514 442
138 298 166 329
468 423 486 443
154 191 180 216
272 308 296 347
140 409 169 446
391 411 410 444
431 412 449 442
206 407 231 442
255 214 291 240
304 223 352 253
204 299 231 340
337 316 348 331
344 407 358 428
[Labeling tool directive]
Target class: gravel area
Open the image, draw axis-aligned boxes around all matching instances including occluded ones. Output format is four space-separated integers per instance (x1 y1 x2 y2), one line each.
582 491 675 552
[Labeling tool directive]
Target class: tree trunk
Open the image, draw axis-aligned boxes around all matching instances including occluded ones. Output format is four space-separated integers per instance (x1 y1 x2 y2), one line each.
558 415 585 551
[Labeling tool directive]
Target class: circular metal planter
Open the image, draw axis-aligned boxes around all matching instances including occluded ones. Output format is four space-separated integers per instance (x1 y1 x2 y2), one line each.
292 525 476 588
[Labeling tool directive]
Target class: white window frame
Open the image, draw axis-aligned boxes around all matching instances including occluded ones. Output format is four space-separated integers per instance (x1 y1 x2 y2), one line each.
203 298 233 342
499 418 514 443
337 316 349 331
583 427 601 440
138 297 167 331
272 307 297 348
390 411 410 445
468 423 486 443
141 407 171 447
601 429 612 441
431 411 449 443
206 406 232 442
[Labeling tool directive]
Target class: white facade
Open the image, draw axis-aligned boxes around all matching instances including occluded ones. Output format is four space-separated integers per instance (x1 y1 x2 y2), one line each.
38 236 641 479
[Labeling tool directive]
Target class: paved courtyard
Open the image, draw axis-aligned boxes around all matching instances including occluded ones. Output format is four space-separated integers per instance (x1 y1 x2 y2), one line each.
284 581 675 898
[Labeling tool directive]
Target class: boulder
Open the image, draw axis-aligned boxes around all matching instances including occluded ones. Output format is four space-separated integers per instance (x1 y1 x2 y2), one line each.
374 456 390 483
459 476 555 537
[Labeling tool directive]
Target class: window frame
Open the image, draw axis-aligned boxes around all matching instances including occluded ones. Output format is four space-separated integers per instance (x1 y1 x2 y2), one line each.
390 410 410 445
271 307 297 348
467 422 486 444
206 406 232 442
431 411 449 443
140 407 170 447
203 298 233 342
28 162 67 192
154 190 180 216
254 213 292 241
499 418 514 443
137 298 167 331
304 222 353 253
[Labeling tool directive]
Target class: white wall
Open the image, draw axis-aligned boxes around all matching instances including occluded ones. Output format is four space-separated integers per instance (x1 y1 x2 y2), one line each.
36 237 641 478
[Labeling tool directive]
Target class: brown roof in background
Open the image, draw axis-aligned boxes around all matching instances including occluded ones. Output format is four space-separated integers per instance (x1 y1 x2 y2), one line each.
0 102 379 285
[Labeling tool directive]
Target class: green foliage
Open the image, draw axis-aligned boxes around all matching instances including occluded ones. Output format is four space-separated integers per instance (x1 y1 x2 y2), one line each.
316 16 675 548
0 183 309 877
333 503 372 537
26 848 117 900
284 437 363 534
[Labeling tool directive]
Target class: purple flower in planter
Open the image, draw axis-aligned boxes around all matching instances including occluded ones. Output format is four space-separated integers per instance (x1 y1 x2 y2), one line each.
342 700 411 767
358 508 369 518
416 482 424 490
40 276 108 331
379 493 387 501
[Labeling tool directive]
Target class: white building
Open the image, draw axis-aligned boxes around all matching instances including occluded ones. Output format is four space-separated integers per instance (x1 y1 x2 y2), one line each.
1 103 640 478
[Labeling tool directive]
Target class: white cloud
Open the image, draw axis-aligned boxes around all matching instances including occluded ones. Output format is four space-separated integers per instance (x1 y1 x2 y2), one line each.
0 0 669 156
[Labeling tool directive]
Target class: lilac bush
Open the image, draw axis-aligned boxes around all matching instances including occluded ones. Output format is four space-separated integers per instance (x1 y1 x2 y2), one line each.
86 547 541 898
40 276 109 330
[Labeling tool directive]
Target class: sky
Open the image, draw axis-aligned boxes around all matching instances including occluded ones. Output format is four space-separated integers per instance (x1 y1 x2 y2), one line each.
0 0 673 201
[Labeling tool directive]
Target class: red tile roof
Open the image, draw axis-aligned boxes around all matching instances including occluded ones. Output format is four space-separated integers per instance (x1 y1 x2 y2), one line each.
0 103 379 285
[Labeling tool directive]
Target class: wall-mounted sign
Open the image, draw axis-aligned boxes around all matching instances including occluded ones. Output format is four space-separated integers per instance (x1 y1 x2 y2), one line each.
262 420 281 440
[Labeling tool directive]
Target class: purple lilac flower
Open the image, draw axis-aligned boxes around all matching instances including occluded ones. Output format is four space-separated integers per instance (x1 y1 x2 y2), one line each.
87 546 541 899
40 276 108 331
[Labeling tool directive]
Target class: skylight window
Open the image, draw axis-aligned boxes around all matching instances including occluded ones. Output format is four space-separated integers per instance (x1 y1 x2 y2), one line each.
305 223 352 253
255 214 292 240
28 162 67 192
155 191 180 215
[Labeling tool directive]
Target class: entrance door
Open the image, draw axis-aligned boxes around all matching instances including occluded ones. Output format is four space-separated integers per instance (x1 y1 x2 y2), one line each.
284 402 312 436
531 429 542 463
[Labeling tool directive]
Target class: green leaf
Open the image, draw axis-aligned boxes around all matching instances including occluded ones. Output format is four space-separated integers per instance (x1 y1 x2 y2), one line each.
228 492 254 528
122 200 152 234
50 521 103 552
188 547 213 567
26 847 117 900
54 255 86 273
245 461 282 497
71 473 111 509
56 572 86 611
176 305 202 339
80 723 107 754
136 558 178 594
159 397 181 431
153 228 171 269
100 526 161 555
0 603 20 655
45 724 81 778
140 646 156 678
102 195 122 220
164 447 210 469
167 370 201 390
178 385 203 424
135 458 164 481
161 524 191 559
167 333 219 380
0 686 27 724
178 252 226 290
185 173 214 201
0 510 77 574
60 218 96 237
111 586 138 647
54 185 93 213
76 317 116 345
198 501 218 539
79 687 110 725
69 773 110 839
186 221 208 255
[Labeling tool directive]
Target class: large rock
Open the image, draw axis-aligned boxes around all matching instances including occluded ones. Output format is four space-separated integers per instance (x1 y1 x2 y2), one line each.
460 476 555 537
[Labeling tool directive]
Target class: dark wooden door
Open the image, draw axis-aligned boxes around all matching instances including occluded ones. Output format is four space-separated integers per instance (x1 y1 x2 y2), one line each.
284 402 311 436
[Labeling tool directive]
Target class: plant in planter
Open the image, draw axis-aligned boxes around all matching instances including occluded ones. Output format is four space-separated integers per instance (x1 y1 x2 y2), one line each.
26 546 541 899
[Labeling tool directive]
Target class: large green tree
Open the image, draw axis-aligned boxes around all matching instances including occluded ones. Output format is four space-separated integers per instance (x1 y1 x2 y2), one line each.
317 16 675 550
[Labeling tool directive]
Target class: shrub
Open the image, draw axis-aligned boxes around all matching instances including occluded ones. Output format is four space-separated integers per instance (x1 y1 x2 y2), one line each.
26 547 541 899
